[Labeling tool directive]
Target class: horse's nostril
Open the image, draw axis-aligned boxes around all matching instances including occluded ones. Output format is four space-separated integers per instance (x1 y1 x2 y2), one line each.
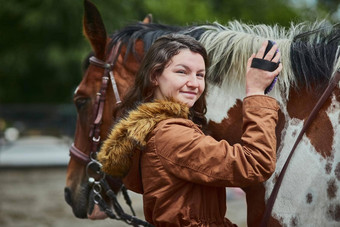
64 187 73 206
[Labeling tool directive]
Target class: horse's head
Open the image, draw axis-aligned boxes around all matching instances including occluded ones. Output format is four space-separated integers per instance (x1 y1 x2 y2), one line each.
64 0 147 219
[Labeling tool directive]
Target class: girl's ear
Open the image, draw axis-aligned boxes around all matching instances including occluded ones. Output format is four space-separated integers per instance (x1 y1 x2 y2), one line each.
150 72 159 86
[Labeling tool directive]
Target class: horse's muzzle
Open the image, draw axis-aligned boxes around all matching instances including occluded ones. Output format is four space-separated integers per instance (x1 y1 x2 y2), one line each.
64 187 73 206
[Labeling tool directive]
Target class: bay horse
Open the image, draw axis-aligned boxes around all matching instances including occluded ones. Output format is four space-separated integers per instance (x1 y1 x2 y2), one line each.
65 0 340 226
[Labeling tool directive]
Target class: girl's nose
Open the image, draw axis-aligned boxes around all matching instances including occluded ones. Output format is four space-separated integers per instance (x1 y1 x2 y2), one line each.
187 74 199 87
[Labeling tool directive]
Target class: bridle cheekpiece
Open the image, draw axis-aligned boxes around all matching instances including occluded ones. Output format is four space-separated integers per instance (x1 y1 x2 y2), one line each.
69 42 153 226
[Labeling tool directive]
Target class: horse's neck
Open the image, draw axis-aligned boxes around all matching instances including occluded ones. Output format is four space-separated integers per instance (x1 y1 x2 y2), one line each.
205 81 339 156
206 81 340 226
205 82 244 123
205 81 284 124
263 86 340 226
205 81 284 144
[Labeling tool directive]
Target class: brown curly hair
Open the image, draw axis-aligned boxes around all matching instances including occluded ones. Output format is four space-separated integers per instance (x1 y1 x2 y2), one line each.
115 33 209 127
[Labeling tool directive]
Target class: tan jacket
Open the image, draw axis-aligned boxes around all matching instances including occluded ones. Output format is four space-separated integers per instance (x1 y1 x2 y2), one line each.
98 96 279 226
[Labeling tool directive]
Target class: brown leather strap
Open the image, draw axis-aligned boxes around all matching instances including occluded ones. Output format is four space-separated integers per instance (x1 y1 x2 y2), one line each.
70 43 121 164
70 143 91 164
260 69 340 227
89 56 111 69
88 42 121 152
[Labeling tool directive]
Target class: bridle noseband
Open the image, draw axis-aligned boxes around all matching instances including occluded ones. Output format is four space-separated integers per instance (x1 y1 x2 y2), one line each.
69 42 153 227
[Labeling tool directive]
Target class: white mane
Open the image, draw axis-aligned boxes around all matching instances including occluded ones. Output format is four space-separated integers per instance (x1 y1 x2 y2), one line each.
197 20 338 99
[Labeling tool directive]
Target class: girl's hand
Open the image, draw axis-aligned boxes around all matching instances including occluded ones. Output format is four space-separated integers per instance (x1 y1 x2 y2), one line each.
245 40 282 96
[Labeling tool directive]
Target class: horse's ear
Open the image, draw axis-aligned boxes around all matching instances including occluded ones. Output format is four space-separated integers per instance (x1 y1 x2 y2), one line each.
142 14 153 24
83 0 107 59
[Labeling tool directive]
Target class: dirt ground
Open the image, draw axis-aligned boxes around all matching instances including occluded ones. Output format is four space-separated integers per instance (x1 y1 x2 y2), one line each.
0 168 247 227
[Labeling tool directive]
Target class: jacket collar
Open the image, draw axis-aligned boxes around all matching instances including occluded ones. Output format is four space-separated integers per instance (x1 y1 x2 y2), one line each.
97 99 189 177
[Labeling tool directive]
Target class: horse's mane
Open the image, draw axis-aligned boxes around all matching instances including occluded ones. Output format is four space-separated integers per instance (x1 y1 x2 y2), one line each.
198 20 340 95
109 22 206 61
291 22 340 88
108 20 340 97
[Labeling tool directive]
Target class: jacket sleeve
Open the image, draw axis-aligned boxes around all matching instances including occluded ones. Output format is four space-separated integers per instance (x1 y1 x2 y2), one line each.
153 95 279 188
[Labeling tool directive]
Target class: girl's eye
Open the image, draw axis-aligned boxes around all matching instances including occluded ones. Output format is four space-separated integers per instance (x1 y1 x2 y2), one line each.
177 70 186 74
197 73 205 78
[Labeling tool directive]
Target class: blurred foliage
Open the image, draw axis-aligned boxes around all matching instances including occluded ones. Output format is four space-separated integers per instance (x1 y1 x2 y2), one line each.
0 0 338 103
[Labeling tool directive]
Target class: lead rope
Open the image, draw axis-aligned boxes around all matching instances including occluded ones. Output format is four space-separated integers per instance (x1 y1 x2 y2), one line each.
100 179 154 227
121 185 136 216
260 69 340 226
86 158 153 227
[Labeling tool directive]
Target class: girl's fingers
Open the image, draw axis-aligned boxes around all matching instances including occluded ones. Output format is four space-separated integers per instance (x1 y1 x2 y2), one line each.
263 44 279 61
247 53 256 69
272 51 281 63
273 63 283 76
255 41 268 58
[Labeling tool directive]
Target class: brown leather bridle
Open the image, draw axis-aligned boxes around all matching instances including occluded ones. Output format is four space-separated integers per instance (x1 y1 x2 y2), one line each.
69 42 121 166
68 42 153 226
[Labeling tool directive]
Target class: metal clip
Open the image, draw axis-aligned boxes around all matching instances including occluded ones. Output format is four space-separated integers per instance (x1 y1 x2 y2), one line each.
93 193 102 205
93 181 102 194
88 177 95 185
92 181 103 205
92 135 101 142
86 160 105 180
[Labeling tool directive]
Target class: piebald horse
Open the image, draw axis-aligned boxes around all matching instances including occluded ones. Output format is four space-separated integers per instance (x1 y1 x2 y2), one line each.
65 0 340 226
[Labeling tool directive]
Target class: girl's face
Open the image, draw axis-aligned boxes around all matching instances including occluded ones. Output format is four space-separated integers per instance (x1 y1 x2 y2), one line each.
153 49 206 107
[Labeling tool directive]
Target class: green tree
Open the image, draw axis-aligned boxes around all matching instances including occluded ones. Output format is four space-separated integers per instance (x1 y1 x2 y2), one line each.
289 0 340 22
317 0 340 21
0 0 146 103
0 0 321 104
142 0 301 26
0 0 85 103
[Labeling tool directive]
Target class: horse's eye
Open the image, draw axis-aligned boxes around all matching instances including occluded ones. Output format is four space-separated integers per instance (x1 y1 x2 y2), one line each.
74 97 89 111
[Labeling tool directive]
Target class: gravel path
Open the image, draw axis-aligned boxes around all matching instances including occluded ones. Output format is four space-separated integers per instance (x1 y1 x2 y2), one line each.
0 168 246 227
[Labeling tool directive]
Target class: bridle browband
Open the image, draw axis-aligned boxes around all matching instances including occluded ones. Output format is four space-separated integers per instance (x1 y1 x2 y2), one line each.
260 69 340 226
69 42 153 227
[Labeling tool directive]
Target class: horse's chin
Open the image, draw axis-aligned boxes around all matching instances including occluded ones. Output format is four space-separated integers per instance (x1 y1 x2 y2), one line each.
87 204 108 220
87 189 108 220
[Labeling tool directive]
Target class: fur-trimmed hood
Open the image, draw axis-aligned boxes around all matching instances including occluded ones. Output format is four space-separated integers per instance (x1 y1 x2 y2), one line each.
97 99 189 177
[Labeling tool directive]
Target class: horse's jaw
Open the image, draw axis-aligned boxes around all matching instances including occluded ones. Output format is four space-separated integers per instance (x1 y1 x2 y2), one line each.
87 204 108 220
64 182 109 220
86 186 109 220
